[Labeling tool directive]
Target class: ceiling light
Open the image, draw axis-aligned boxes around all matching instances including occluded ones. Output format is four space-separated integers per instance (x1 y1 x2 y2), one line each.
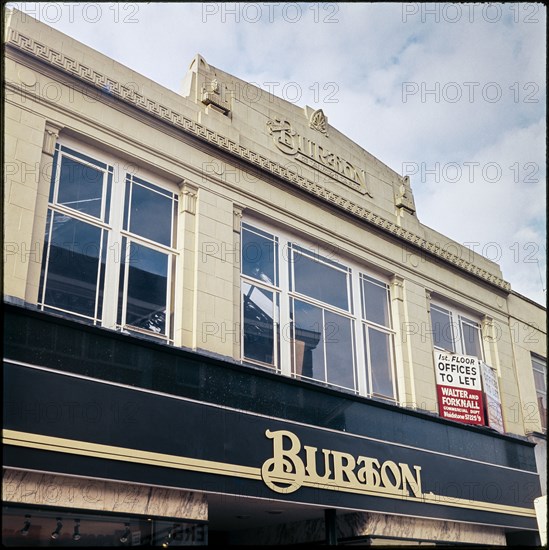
20 515 31 536
72 519 81 541
161 523 182 547
51 518 63 540
119 523 131 543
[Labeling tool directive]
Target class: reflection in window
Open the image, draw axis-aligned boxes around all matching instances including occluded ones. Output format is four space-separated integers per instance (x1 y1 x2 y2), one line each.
460 317 483 359
39 143 177 341
430 305 456 353
241 224 278 285
242 282 278 365
118 176 177 339
124 176 175 247
124 243 168 334
241 225 280 366
362 275 390 326
361 275 396 399
325 310 355 389
40 210 106 321
292 250 349 311
293 299 324 382
292 299 355 391
364 326 393 398
57 156 104 218
430 304 484 360
239 222 396 399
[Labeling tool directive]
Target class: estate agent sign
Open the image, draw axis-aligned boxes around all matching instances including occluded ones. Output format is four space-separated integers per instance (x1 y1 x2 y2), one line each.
480 361 505 433
434 351 485 426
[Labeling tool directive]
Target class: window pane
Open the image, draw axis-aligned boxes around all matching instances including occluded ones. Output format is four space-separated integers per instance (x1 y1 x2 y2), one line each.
430 306 456 352
366 327 394 398
96 231 108 321
242 282 276 364
39 210 53 301
534 370 545 389
241 227 277 285
461 320 483 358
117 236 127 327
293 299 325 381
539 395 547 431
293 253 348 310
325 310 355 390
538 395 547 430
532 357 546 376
60 145 108 170
43 213 102 318
57 156 104 218
362 276 390 326
125 243 168 334
105 170 113 224
128 181 173 246
532 356 547 430
49 146 59 203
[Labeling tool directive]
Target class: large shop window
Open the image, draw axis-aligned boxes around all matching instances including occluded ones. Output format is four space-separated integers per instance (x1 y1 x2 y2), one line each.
532 355 547 432
38 141 178 341
240 221 397 400
430 303 484 359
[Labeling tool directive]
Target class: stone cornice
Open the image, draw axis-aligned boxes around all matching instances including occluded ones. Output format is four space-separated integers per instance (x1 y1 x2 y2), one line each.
5 27 511 293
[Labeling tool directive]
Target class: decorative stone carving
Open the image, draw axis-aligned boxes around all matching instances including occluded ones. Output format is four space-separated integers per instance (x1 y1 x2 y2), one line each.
395 175 416 214
42 121 63 156
201 76 230 115
482 315 496 343
309 108 328 135
180 181 198 215
425 289 432 311
233 205 244 233
391 275 405 302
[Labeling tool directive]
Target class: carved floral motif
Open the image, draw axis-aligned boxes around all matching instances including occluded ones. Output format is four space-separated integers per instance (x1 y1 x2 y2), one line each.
309 109 328 135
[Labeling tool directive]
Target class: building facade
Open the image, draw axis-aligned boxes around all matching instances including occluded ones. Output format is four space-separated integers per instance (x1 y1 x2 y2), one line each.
3 9 547 546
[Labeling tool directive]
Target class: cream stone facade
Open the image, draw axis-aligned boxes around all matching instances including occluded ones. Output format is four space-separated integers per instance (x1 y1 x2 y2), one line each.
3 8 546 547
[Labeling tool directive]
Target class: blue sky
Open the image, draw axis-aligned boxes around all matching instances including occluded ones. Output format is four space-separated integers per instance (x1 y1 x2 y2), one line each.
8 2 547 305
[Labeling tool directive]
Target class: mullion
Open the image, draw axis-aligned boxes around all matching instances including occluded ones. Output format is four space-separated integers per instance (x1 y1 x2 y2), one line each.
39 209 54 308
322 308 328 384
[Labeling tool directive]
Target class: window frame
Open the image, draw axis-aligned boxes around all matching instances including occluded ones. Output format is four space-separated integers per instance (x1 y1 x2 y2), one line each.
39 210 109 323
429 301 485 360
288 242 357 392
50 144 113 223
360 274 397 399
116 173 178 339
38 137 179 343
240 223 281 370
531 354 547 432
239 218 398 400
39 144 113 325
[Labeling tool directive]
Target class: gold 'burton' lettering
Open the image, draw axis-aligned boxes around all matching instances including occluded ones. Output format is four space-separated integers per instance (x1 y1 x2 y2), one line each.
260 429 423 498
